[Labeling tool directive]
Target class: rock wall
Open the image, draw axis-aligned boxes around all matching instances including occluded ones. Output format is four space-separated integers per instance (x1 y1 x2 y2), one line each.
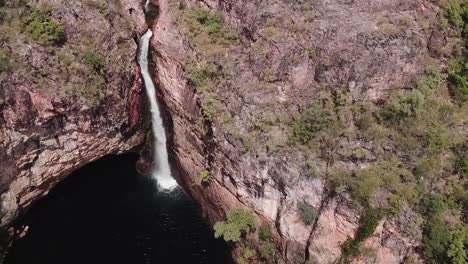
0 0 458 263
150 0 441 263
0 0 149 227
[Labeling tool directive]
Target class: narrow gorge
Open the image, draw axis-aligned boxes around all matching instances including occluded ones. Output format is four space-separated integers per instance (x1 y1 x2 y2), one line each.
0 0 466 264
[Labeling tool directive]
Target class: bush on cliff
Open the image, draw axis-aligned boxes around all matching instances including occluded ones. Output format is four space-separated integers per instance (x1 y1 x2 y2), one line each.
198 170 211 185
292 101 336 144
297 201 318 226
445 0 467 29
448 60 468 102
379 90 425 123
186 8 235 45
342 207 382 260
214 208 255 242
26 9 65 45
83 48 105 76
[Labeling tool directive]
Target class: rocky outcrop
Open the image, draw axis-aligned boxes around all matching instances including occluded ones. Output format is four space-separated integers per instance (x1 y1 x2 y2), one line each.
0 0 149 227
149 0 443 263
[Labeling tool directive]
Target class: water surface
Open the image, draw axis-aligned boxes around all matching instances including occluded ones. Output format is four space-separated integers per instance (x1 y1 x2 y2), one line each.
6 154 233 264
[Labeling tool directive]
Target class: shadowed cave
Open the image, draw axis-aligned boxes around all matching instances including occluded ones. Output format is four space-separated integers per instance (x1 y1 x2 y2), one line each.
5 154 233 264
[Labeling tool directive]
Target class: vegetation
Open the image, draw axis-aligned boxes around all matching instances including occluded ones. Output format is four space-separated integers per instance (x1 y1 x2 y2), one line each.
214 208 255 242
297 201 318 225
83 49 105 76
26 9 65 45
445 0 467 29
176 2 468 262
303 64 467 262
379 90 425 123
445 0 468 102
455 144 468 177
258 241 276 260
447 226 468 264
421 195 453 264
292 100 337 144
342 208 382 261
184 7 236 56
181 7 239 122
448 59 468 102
258 224 272 241
420 194 468 264
198 170 211 185
0 2 115 105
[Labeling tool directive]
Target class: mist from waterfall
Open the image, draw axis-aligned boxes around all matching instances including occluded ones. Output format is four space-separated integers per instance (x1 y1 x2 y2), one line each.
138 29 178 191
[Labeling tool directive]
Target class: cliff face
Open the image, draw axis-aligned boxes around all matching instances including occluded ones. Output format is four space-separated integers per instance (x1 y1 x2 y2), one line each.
0 0 149 227
150 0 465 264
0 0 465 263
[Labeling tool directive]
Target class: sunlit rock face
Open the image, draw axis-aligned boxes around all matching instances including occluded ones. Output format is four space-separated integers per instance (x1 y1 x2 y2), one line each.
149 0 439 263
0 0 149 227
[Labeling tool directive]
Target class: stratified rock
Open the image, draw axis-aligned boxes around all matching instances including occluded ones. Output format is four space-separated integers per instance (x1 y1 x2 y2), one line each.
0 0 149 226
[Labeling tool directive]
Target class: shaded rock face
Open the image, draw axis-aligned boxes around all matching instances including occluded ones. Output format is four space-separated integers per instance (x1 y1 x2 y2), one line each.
149 0 441 263
0 0 149 227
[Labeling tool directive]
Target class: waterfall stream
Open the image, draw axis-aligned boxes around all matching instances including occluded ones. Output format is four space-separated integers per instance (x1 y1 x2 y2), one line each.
138 29 178 191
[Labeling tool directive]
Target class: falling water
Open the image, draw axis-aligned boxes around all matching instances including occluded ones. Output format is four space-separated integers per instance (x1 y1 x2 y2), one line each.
138 29 178 191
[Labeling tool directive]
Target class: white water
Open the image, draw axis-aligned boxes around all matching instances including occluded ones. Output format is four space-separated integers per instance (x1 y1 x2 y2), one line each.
138 29 178 191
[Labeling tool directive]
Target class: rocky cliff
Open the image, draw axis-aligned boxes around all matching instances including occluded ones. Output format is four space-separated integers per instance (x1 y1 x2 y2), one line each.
0 0 466 263
150 0 467 263
0 0 150 227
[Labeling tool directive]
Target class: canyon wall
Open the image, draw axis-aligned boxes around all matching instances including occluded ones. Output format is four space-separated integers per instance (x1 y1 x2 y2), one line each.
0 0 465 263
0 0 149 227
150 0 464 264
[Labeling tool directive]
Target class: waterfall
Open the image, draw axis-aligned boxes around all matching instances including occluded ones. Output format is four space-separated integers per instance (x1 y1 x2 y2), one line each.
138 29 178 191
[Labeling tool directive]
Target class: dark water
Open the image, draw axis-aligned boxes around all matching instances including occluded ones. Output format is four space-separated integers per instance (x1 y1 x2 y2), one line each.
5 154 233 264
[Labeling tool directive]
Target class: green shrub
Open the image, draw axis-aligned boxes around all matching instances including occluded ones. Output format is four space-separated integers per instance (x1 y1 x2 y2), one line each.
416 67 444 95
424 126 451 154
354 208 382 242
198 170 211 184
352 158 416 210
184 7 236 55
186 60 218 89
214 208 255 242
186 8 224 40
328 168 352 194
201 94 222 121
352 167 384 205
423 217 452 264
445 0 467 28
342 207 382 259
297 201 318 225
420 192 467 264
83 49 105 75
292 104 336 144
258 224 272 241
447 226 468 264
258 241 276 260
448 60 468 102
421 195 452 264
26 9 65 45
455 156 468 178
242 246 256 259
379 90 425 123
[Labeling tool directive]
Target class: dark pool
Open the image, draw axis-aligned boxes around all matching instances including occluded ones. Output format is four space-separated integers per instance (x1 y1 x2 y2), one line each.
5 154 233 264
